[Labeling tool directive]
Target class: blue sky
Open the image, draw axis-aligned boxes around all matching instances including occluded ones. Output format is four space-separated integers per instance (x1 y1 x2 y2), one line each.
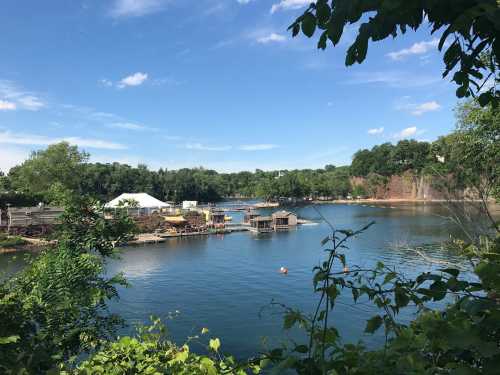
0 0 459 173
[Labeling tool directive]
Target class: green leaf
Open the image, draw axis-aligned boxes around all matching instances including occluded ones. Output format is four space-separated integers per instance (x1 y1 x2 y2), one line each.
301 13 317 38
0 335 20 344
316 2 331 24
200 357 217 375
209 338 221 352
429 280 448 301
321 236 330 245
365 315 383 333
478 92 492 107
395 286 410 308
439 268 460 277
294 344 309 353
383 272 397 284
318 31 328 49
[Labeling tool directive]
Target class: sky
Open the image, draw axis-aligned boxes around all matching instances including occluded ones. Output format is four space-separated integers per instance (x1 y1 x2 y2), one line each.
0 0 460 173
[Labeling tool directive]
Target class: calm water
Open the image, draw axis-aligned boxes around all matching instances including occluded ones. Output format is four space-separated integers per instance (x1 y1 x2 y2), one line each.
107 203 467 357
0 203 471 358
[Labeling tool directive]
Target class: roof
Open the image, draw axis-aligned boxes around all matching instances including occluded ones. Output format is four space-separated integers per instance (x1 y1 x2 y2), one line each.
252 216 273 222
272 210 296 218
164 216 186 223
105 193 171 208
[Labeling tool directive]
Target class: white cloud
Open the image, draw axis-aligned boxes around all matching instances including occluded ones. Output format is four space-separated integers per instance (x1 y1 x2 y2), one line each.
368 127 384 135
238 144 279 151
0 80 46 111
0 100 16 110
164 135 183 141
270 0 311 14
395 97 442 116
387 39 439 60
347 71 441 88
0 130 126 150
17 95 45 111
237 0 252 4
411 101 441 116
110 0 167 18
392 126 426 140
256 33 286 44
185 143 232 151
117 72 148 88
99 78 113 87
108 122 157 131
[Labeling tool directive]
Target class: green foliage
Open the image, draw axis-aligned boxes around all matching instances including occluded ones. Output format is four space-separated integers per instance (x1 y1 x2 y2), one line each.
351 140 432 177
3 151 355 203
0 196 136 374
0 191 44 210
8 142 88 205
289 0 499 107
351 184 366 198
269 220 500 374
69 319 258 375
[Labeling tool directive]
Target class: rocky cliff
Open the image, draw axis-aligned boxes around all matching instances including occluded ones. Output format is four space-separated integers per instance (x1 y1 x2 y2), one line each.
350 172 454 200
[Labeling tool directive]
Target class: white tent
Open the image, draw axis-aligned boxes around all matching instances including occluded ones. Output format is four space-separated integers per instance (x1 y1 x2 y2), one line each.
105 193 171 213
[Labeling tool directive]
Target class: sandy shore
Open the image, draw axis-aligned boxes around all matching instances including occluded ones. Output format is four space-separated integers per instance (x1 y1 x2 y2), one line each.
0 237 53 254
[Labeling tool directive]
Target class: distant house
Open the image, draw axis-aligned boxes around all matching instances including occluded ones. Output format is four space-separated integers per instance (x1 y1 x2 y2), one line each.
272 210 298 230
7 204 64 235
182 201 198 210
209 209 226 227
250 216 273 233
243 210 260 224
105 193 171 215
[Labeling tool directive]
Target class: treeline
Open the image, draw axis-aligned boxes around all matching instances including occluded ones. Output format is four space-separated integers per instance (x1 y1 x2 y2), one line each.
1 101 496 205
0 147 352 204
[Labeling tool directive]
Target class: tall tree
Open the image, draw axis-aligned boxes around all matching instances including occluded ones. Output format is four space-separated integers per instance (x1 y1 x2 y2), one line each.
8 142 88 202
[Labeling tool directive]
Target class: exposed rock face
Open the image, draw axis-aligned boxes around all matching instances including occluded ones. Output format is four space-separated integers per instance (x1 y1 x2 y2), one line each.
351 172 451 200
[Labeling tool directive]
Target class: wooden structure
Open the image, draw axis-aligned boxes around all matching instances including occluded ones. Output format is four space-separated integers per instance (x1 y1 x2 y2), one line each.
209 209 226 228
243 210 260 224
250 216 273 233
7 205 64 235
272 210 298 230
184 211 206 228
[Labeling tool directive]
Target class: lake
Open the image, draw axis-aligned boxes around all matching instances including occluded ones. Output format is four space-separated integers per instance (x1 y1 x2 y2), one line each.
98 202 469 358
0 202 474 358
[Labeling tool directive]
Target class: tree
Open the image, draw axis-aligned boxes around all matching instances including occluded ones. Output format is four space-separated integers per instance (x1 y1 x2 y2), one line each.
9 142 88 202
0 171 9 193
0 196 136 373
289 0 499 106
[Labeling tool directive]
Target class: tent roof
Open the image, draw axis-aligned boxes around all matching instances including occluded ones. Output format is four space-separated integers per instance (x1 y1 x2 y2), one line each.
105 193 171 208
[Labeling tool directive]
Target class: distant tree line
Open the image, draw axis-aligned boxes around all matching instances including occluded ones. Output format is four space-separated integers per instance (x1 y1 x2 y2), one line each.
0 137 453 206
1 101 496 205
0 146 352 204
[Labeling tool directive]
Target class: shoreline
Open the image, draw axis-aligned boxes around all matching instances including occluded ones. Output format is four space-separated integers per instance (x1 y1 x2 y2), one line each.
313 198 450 204
0 237 52 254
312 198 500 205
